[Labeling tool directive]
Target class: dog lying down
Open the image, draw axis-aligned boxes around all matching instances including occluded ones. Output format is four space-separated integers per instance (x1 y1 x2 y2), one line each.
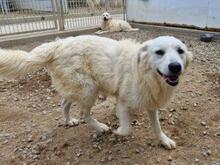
0 35 192 149
95 12 139 34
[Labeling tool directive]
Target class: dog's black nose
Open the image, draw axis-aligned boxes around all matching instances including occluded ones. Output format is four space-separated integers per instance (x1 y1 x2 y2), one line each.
168 62 181 74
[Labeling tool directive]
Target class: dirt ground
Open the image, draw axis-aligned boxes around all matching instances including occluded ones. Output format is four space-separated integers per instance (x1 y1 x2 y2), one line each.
0 29 219 165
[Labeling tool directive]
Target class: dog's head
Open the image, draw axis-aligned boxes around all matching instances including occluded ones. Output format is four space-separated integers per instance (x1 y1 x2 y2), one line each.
138 36 193 86
102 12 111 22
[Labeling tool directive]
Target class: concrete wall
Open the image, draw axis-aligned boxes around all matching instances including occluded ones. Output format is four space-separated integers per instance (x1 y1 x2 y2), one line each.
127 0 220 29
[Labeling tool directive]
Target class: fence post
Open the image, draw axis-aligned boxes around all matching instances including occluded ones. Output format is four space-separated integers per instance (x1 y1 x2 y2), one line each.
52 0 58 30
123 0 126 20
105 0 109 11
55 0 64 31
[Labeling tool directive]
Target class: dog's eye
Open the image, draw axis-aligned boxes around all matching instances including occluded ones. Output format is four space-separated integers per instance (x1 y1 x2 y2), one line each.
177 47 184 54
155 50 165 56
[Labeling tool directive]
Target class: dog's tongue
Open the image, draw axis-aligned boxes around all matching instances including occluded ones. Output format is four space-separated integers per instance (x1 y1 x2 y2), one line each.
163 75 178 81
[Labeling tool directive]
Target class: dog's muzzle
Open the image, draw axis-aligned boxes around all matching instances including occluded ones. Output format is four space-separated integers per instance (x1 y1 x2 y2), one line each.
103 17 108 21
157 69 179 86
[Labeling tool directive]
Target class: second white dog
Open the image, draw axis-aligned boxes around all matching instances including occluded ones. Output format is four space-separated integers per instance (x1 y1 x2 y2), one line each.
95 12 139 34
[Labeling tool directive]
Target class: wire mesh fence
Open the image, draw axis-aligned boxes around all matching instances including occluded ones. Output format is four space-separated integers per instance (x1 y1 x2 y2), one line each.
0 0 125 36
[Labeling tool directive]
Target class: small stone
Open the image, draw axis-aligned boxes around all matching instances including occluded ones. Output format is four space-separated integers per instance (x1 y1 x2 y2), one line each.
195 158 199 162
193 103 197 107
181 107 188 110
28 137 33 142
40 135 47 141
100 158 106 163
2 140 9 144
93 144 98 148
206 150 211 156
14 97 19 101
168 156 172 161
97 145 102 151
135 149 140 153
92 133 97 139
214 132 220 137
200 121 206 126
76 152 82 157
169 108 176 112
202 131 207 135
107 155 113 161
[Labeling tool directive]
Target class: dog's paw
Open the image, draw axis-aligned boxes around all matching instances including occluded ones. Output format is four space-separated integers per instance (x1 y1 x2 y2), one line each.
96 123 110 132
65 118 79 127
160 133 176 149
113 127 131 136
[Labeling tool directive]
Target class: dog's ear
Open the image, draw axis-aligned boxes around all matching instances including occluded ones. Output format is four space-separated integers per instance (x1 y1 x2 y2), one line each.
137 44 149 64
185 51 193 68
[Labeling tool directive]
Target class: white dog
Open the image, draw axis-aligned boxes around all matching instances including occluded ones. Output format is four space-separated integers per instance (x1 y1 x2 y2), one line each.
0 35 192 149
95 12 139 34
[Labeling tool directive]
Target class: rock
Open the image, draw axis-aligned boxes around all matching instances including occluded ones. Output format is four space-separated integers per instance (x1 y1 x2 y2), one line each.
100 158 106 163
40 135 47 141
169 108 176 112
107 155 113 161
206 150 211 156
76 152 82 157
195 158 199 162
2 140 9 144
92 133 97 139
135 149 140 154
214 132 220 137
168 156 172 161
200 121 206 126
14 97 19 101
27 137 33 143
202 131 207 135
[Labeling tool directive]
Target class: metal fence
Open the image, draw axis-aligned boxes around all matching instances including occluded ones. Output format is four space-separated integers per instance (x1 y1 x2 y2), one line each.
0 0 125 36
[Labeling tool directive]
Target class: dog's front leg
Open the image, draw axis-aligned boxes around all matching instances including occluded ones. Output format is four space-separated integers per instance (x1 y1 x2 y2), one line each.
95 30 109 35
113 101 131 136
148 110 176 149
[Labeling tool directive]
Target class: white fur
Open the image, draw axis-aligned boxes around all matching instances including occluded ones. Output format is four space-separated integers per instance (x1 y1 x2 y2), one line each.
95 12 139 34
0 35 192 149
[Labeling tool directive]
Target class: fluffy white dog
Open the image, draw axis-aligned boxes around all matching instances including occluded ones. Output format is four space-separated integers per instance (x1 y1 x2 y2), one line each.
95 12 139 34
0 35 192 149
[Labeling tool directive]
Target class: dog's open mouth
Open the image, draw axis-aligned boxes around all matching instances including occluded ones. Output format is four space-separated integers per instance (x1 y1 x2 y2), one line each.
157 69 179 86
104 17 108 21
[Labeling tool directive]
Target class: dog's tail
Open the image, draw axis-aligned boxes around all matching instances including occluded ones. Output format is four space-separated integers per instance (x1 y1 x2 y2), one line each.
0 41 59 79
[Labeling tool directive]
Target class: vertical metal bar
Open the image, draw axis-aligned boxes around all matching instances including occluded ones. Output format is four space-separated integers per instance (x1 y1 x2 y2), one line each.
56 0 64 30
105 0 108 11
52 0 58 29
123 0 126 20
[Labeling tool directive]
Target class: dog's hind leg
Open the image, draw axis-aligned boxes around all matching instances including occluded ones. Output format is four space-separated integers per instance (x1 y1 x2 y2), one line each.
83 109 109 132
113 100 131 136
62 99 79 126
80 98 109 133
124 28 139 32
148 110 176 149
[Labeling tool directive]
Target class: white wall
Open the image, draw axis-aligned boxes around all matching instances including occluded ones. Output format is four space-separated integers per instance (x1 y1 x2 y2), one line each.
127 0 220 29
15 0 68 12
